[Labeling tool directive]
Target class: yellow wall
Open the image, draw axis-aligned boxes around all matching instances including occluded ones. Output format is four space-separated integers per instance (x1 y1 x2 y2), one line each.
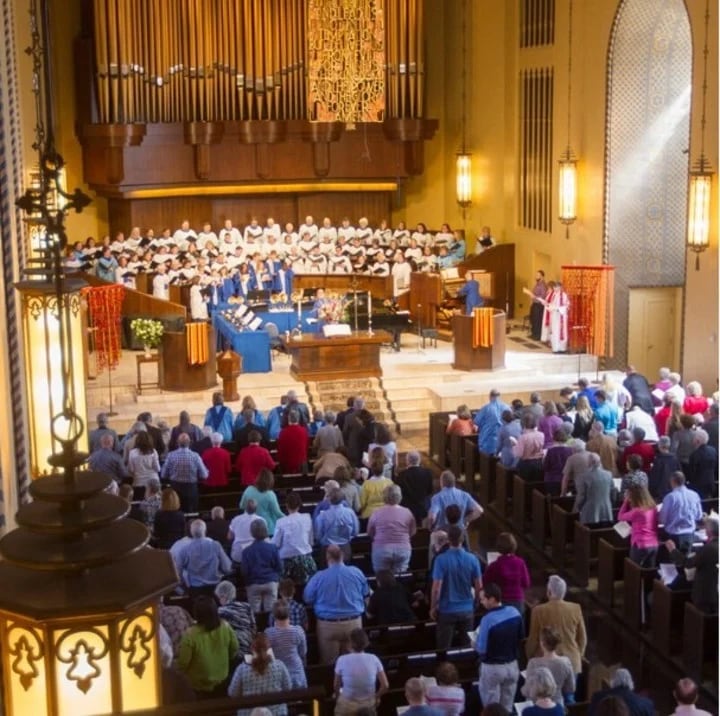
682 0 718 392
13 0 718 387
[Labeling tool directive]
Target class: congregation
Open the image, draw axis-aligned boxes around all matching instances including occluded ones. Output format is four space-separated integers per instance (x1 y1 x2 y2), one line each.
85 360 717 715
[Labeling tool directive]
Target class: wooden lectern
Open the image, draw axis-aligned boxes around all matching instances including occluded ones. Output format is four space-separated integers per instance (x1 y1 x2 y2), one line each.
452 311 506 370
159 324 217 391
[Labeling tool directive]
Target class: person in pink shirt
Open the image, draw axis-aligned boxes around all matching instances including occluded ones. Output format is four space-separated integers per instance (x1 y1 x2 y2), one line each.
367 484 417 574
618 485 659 567
513 413 546 482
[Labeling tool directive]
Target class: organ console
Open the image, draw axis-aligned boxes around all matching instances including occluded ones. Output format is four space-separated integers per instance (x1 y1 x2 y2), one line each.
409 243 515 333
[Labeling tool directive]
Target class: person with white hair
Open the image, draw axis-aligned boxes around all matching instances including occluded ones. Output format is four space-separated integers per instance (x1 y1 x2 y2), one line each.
588 668 655 715
313 410 344 456
526 575 587 677
665 372 686 404
88 412 119 453
404 676 443 716
687 428 717 499
521 666 565 716
175 519 233 597
228 500 267 563
201 432 232 488
215 580 256 656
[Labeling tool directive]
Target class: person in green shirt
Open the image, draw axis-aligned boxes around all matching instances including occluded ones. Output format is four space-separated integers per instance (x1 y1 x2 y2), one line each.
176 595 239 695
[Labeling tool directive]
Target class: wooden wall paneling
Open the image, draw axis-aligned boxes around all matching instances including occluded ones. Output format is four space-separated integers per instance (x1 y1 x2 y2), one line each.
211 197 299 228
108 198 133 236
296 192 393 226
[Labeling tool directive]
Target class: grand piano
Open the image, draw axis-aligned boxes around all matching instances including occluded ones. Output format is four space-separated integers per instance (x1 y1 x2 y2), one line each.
409 243 515 333
346 292 413 351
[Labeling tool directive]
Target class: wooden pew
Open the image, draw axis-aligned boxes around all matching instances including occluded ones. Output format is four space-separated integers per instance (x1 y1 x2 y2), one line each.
529 490 573 549
550 500 579 566
365 620 438 655
478 450 497 504
683 602 718 681
512 475 545 535
429 412 451 466
463 436 480 494
623 558 657 628
494 463 515 518
597 533 630 607
448 433 464 481
573 522 616 588
650 580 692 654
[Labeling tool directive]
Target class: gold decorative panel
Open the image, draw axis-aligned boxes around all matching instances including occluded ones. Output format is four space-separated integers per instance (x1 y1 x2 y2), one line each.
306 0 386 123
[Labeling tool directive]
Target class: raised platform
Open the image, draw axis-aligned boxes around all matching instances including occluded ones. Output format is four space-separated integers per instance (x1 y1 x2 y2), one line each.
85 327 613 456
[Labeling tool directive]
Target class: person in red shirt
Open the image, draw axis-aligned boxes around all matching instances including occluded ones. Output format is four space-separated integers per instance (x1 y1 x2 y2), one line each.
622 427 655 473
236 430 276 486
683 381 711 418
201 432 232 488
277 410 309 474
654 393 674 437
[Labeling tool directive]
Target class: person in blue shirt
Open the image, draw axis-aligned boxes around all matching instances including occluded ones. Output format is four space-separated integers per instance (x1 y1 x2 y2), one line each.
457 273 484 315
428 470 483 531
430 525 483 650
474 389 510 454
592 390 618 435
266 395 288 440
658 471 703 552
577 377 599 410
475 582 524 714
176 519 233 597
304 545 369 664
315 488 359 563
203 392 234 443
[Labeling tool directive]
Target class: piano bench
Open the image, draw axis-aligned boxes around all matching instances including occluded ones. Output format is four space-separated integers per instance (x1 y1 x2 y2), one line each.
421 328 438 348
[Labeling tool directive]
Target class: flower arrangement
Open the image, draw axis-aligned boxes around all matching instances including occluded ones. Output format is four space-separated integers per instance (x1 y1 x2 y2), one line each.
317 292 350 324
130 318 164 348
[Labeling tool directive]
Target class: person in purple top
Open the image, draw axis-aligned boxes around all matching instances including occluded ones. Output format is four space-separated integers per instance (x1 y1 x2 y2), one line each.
538 401 564 448
542 425 574 496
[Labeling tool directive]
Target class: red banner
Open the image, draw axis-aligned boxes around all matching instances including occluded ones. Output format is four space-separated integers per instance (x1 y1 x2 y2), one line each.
82 285 125 373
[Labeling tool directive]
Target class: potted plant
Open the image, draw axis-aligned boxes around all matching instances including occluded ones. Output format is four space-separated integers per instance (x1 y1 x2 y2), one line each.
130 318 164 357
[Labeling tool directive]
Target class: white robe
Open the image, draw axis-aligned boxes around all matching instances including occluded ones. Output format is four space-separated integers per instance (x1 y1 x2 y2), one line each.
540 288 569 352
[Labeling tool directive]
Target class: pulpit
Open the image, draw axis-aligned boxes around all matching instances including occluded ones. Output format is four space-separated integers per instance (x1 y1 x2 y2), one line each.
159 323 217 391
452 310 506 370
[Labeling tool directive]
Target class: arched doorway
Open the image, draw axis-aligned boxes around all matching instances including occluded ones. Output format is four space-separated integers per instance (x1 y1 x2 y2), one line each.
604 0 692 374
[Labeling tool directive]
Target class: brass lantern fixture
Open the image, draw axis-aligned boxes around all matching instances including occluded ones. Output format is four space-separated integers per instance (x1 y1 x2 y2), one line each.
0 1 179 714
558 0 578 237
455 0 472 210
687 0 714 270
